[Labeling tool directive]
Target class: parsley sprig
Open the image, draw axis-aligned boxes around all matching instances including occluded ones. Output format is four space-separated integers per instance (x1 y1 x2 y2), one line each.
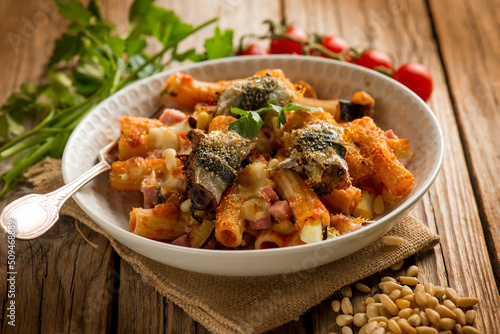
0 0 234 198
228 102 319 138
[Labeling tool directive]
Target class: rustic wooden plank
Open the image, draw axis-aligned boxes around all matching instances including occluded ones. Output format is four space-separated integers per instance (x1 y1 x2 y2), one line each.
284 0 500 333
428 0 500 284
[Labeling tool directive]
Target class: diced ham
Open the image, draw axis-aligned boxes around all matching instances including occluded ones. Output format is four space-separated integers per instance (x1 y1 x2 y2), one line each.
159 108 188 126
141 183 157 209
330 213 363 234
384 129 398 140
171 234 190 247
259 185 279 204
268 200 293 220
248 216 273 230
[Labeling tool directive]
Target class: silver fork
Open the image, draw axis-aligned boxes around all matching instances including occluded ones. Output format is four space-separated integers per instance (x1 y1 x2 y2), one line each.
0 106 166 239
0 140 117 239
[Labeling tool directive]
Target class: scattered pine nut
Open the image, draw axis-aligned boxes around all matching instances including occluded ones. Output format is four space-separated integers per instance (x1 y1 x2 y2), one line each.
373 195 385 215
406 265 419 277
355 282 372 293
332 300 341 312
381 235 405 246
353 312 368 327
456 297 480 308
445 288 459 304
391 260 405 271
462 326 480 334
398 276 419 285
443 299 457 310
465 310 476 324
341 286 353 298
336 314 353 326
341 326 353 334
341 297 354 315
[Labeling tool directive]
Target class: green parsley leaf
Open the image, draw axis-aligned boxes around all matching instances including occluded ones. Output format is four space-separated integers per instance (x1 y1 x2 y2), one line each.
55 0 91 24
48 32 85 67
205 27 233 60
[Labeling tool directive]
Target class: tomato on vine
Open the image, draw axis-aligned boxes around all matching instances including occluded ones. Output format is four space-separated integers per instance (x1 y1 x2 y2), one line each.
237 43 267 55
353 49 393 71
269 25 308 55
392 62 433 101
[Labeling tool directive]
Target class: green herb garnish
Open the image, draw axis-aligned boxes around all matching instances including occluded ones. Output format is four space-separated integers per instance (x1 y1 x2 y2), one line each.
228 102 319 138
0 0 234 198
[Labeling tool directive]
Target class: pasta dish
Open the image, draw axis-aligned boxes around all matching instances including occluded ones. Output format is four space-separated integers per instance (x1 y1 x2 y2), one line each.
109 69 414 249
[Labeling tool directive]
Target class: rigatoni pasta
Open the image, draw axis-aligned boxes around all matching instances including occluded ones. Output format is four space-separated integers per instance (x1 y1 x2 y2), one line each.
109 69 414 249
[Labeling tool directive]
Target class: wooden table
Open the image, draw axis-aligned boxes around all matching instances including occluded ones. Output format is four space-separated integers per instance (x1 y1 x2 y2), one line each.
1 0 500 333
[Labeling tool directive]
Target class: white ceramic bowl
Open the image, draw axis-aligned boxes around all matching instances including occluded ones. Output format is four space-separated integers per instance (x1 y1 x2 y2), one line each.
62 55 444 276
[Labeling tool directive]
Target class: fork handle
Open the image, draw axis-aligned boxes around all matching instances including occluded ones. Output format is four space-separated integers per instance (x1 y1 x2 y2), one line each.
0 161 111 239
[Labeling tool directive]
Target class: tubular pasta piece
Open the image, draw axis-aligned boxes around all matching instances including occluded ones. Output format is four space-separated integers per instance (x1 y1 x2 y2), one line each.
161 72 227 108
129 202 188 240
110 157 167 191
215 185 246 248
272 169 330 230
283 231 306 247
254 228 286 249
320 185 362 215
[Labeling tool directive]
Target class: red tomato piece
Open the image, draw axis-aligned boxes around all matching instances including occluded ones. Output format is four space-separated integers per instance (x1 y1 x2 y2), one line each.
269 25 308 55
392 62 433 102
236 43 267 56
354 49 393 71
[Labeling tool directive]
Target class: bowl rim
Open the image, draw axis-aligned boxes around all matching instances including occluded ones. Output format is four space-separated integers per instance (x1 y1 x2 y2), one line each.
62 55 444 258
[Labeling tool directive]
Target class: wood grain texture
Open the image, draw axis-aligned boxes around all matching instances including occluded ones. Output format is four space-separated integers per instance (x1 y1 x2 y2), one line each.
429 0 500 285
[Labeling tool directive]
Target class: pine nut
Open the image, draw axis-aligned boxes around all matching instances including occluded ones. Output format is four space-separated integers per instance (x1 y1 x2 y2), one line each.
353 313 369 327
397 319 417 334
363 321 378 333
443 299 456 310
373 195 385 214
424 283 435 296
380 282 403 294
355 282 372 293
415 327 438 334
402 294 416 307
368 316 388 323
425 308 441 324
372 327 385 334
381 235 404 246
341 297 354 315
453 308 466 326
427 296 439 309
434 286 445 298
395 299 410 310
373 294 381 303
399 308 413 319
415 291 428 307
391 260 404 271
465 310 476 324
435 305 457 319
390 289 402 301
439 318 456 330
380 294 399 316
341 286 353 298
180 199 192 212
408 314 421 327
378 321 387 329
163 148 177 170
342 326 353 334
401 285 413 297
268 158 279 169
365 297 376 305
366 304 380 318
381 276 398 283
354 301 366 314
196 111 212 130
445 288 459 303
462 326 480 334
439 331 453 334
336 314 354 327
332 299 341 312
388 319 402 334
398 276 419 285
456 297 479 308
455 324 463 334
419 311 430 326
406 265 419 277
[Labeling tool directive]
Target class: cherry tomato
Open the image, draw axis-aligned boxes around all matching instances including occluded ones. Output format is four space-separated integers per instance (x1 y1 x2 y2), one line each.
269 26 308 55
354 49 393 71
237 43 267 56
321 35 349 54
392 62 433 101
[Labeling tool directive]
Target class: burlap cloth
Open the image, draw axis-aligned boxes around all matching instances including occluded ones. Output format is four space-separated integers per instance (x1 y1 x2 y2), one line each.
23 158 439 334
